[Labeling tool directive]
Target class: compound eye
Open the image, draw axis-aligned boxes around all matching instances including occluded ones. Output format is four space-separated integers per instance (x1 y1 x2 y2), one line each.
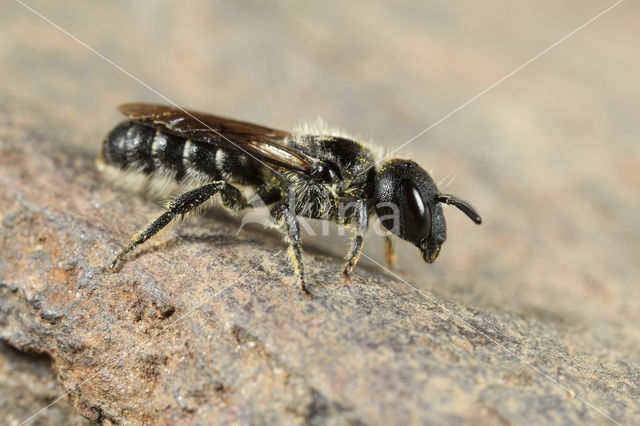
314 162 341 183
402 179 431 242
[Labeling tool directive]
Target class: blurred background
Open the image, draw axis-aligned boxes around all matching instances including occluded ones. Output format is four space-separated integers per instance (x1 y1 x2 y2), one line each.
2 0 638 347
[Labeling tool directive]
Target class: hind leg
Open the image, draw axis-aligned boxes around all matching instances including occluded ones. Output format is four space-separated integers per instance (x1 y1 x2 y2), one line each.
108 181 248 270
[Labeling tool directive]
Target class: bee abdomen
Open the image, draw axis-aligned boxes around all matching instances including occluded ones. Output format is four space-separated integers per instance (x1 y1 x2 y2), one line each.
99 121 263 196
101 121 197 180
101 121 156 174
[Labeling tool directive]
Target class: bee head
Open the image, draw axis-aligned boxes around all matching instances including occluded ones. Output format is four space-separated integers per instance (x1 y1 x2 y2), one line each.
374 159 481 263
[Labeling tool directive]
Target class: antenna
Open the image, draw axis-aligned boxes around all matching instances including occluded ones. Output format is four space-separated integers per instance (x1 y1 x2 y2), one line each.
438 194 482 224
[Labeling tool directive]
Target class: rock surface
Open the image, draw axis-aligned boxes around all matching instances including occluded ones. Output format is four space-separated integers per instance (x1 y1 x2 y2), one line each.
0 100 638 424
1 1 639 424
0 340 90 426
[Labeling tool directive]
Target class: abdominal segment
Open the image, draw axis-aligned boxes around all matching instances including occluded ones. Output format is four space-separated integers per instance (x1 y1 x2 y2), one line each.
97 121 263 198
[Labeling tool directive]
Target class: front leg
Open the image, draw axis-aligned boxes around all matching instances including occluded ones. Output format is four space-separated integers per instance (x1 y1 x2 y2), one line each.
271 202 311 296
343 199 368 277
384 235 396 269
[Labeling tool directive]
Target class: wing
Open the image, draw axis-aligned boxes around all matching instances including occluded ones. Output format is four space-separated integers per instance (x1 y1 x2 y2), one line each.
118 103 314 175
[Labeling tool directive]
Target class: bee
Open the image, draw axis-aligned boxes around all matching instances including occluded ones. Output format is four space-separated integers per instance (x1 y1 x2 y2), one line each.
98 103 481 295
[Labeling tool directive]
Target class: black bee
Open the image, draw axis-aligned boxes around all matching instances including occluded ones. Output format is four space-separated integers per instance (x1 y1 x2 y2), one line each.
98 103 481 295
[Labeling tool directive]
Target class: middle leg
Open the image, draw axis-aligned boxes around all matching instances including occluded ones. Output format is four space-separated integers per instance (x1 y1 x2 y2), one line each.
271 202 311 296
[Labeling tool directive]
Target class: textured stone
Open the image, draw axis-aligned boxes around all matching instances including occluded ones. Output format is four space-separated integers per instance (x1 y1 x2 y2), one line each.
0 341 90 426
1 1 639 424
1 98 638 424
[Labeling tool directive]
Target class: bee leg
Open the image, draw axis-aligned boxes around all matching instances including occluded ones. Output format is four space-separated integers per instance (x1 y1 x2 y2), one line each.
253 182 283 205
109 181 246 270
343 199 369 278
271 203 311 296
384 235 396 270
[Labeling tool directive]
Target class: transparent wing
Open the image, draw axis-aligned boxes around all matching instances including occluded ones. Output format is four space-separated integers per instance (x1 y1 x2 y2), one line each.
118 103 314 174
